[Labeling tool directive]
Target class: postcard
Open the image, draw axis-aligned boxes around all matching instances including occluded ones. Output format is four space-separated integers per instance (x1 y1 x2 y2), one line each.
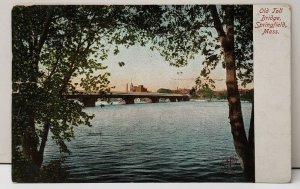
10 4 291 183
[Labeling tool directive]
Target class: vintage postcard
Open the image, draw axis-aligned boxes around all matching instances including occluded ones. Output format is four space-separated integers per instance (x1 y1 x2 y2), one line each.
11 4 291 183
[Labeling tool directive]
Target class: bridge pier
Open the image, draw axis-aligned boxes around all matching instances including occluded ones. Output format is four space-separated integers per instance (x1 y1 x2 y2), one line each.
177 98 183 102
169 97 177 102
123 97 134 104
82 97 97 107
183 97 190 101
151 98 159 103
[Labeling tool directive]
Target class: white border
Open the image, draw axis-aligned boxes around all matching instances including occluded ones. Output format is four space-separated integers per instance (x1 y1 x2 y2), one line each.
253 4 291 183
1 0 298 183
1 165 300 189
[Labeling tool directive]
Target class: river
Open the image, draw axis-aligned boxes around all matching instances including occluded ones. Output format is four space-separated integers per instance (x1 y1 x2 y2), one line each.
44 100 252 182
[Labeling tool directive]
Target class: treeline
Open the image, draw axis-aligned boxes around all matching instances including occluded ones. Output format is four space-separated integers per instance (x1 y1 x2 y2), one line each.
190 87 254 102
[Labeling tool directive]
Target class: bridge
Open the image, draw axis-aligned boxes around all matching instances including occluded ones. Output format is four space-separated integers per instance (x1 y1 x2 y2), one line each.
65 92 190 107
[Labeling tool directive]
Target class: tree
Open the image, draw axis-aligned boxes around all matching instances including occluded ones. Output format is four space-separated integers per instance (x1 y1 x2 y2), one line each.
208 6 254 180
199 87 215 100
163 5 254 180
240 89 254 103
157 88 173 93
12 5 138 181
121 5 254 180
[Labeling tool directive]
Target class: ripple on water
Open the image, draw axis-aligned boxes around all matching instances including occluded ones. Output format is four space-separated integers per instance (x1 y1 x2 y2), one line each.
44 101 252 182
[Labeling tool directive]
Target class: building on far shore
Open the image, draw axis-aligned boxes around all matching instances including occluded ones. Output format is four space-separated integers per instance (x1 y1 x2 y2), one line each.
127 82 148 92
172 88 191 94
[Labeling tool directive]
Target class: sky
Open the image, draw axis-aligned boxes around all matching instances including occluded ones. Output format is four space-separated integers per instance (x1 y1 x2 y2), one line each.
69 5 253 93
99 44 230 92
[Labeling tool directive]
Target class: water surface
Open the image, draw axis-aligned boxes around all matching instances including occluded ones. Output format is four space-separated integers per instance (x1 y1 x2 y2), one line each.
44 101 252 182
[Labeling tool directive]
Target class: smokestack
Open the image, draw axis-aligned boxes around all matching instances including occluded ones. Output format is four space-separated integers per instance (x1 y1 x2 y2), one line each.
126 83 128 93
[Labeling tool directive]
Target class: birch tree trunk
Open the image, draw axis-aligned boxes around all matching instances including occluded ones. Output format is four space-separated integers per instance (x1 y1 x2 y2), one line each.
209 5 254 181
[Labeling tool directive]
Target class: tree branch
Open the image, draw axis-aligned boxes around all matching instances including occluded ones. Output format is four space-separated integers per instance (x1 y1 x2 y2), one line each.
36 9 53 55
48 52 61 80
37 122 50 166
209 5 225 37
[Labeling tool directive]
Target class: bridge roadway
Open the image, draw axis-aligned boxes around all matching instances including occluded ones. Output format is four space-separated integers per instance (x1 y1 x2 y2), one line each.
65 92 190 107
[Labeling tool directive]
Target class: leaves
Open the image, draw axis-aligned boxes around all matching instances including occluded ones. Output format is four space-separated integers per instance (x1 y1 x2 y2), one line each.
118 61 125 67
79 73 111 93
12 5 128 156
128 5 253 89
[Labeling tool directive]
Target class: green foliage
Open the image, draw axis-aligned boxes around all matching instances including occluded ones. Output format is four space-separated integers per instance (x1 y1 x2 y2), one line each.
189 87 197 97
215 90 227 100
240 89 254 103
80 72 111 93
39 159 69 182
12 147 39 182
157 88 173 93
128 5 253 89
12 150 68 183
118 61 125 67
12 5 144 176
12 6 107 158
198 87 215 100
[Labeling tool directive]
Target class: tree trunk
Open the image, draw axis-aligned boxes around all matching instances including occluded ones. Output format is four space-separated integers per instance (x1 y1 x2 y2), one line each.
21 10 53 170
246 102 255 180
36 122 50 167
209 5 254 181
224 42 253 178
22 112 36 157
21 110 40 170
